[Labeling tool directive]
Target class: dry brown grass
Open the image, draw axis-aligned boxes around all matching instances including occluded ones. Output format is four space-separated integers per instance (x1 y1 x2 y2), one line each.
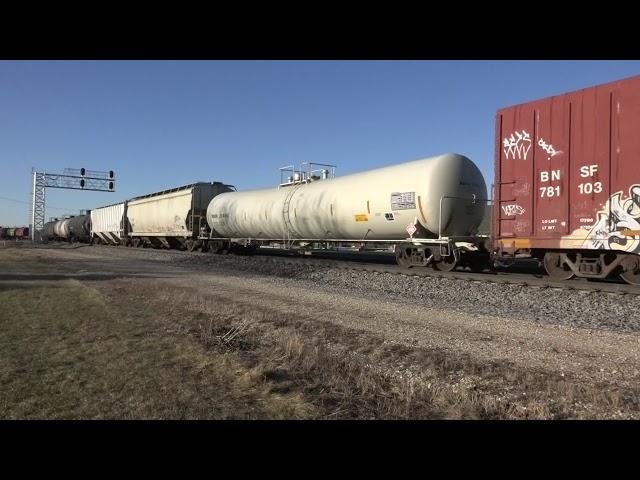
0 279 315 419
2 247 638 419
124 281 640 419
0 246 61 273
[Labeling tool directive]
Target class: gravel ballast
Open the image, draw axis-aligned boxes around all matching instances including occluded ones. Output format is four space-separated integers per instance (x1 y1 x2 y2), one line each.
73 246 640 334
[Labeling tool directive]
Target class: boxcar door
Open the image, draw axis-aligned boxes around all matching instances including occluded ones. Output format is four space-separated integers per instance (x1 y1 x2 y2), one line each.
533 96 571 240
497 105 535 242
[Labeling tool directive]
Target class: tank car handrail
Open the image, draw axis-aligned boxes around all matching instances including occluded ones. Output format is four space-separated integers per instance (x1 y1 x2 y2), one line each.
300 162 337 180
279 162 337 187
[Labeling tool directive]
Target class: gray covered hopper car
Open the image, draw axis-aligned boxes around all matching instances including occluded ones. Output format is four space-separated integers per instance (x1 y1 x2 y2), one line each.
91 202 127 245
126 181 234 249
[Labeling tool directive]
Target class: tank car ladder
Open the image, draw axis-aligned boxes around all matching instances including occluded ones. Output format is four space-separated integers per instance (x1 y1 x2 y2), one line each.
282 185 301 249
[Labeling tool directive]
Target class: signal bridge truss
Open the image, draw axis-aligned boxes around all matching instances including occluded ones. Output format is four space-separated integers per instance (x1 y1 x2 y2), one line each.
30 168 116 242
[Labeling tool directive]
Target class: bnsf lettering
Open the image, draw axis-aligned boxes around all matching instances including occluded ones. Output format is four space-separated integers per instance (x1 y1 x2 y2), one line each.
578 164 602 195
540 170 561 182
578 182 603 195
539 170 561 197
539 186 560 197
580 164 598 177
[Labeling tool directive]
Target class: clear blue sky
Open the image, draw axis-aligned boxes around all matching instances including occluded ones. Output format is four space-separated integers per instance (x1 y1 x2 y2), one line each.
2 60 640 227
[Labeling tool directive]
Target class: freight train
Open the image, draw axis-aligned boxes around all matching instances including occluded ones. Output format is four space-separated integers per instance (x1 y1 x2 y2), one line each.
44 182 235 249
0 227 29 240
35 74 640 285
42 215 91 243
88 182 234 250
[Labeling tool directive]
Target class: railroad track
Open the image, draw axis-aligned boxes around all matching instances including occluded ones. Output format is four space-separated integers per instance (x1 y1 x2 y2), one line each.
33 243 640 297
243 252 640 296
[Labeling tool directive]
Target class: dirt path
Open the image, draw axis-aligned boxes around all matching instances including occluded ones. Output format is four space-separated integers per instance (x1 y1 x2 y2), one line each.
165 273 640 387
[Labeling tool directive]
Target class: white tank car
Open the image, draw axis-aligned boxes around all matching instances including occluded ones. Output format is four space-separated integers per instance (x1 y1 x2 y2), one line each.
54 218 71 239
207 154 487 241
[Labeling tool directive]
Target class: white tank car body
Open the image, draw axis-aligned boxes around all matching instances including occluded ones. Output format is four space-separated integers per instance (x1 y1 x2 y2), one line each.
207 154 487 241
54 219 71 239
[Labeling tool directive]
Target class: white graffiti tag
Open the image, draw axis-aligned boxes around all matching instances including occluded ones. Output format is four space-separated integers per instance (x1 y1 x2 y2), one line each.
583 185 640 253
503 130 532 160
502 204 526 216
537 138 562 158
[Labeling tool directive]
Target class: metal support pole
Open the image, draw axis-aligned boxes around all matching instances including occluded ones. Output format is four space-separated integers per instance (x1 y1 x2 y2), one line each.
31 168 36 241
31 170 46 242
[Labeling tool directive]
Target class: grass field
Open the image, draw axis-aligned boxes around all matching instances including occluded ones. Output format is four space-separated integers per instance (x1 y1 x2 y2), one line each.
0 278 317 419
1 245 638 419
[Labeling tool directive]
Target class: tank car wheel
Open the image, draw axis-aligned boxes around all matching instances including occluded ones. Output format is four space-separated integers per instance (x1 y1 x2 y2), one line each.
620 256 640 285
395 246 413 268
543 253 574 280
434 255 457 272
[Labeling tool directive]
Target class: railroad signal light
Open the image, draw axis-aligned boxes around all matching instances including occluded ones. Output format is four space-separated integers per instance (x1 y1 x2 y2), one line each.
31 166 117 242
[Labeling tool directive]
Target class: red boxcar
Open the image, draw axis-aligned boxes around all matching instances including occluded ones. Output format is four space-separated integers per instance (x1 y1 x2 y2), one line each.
493 74 640 284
